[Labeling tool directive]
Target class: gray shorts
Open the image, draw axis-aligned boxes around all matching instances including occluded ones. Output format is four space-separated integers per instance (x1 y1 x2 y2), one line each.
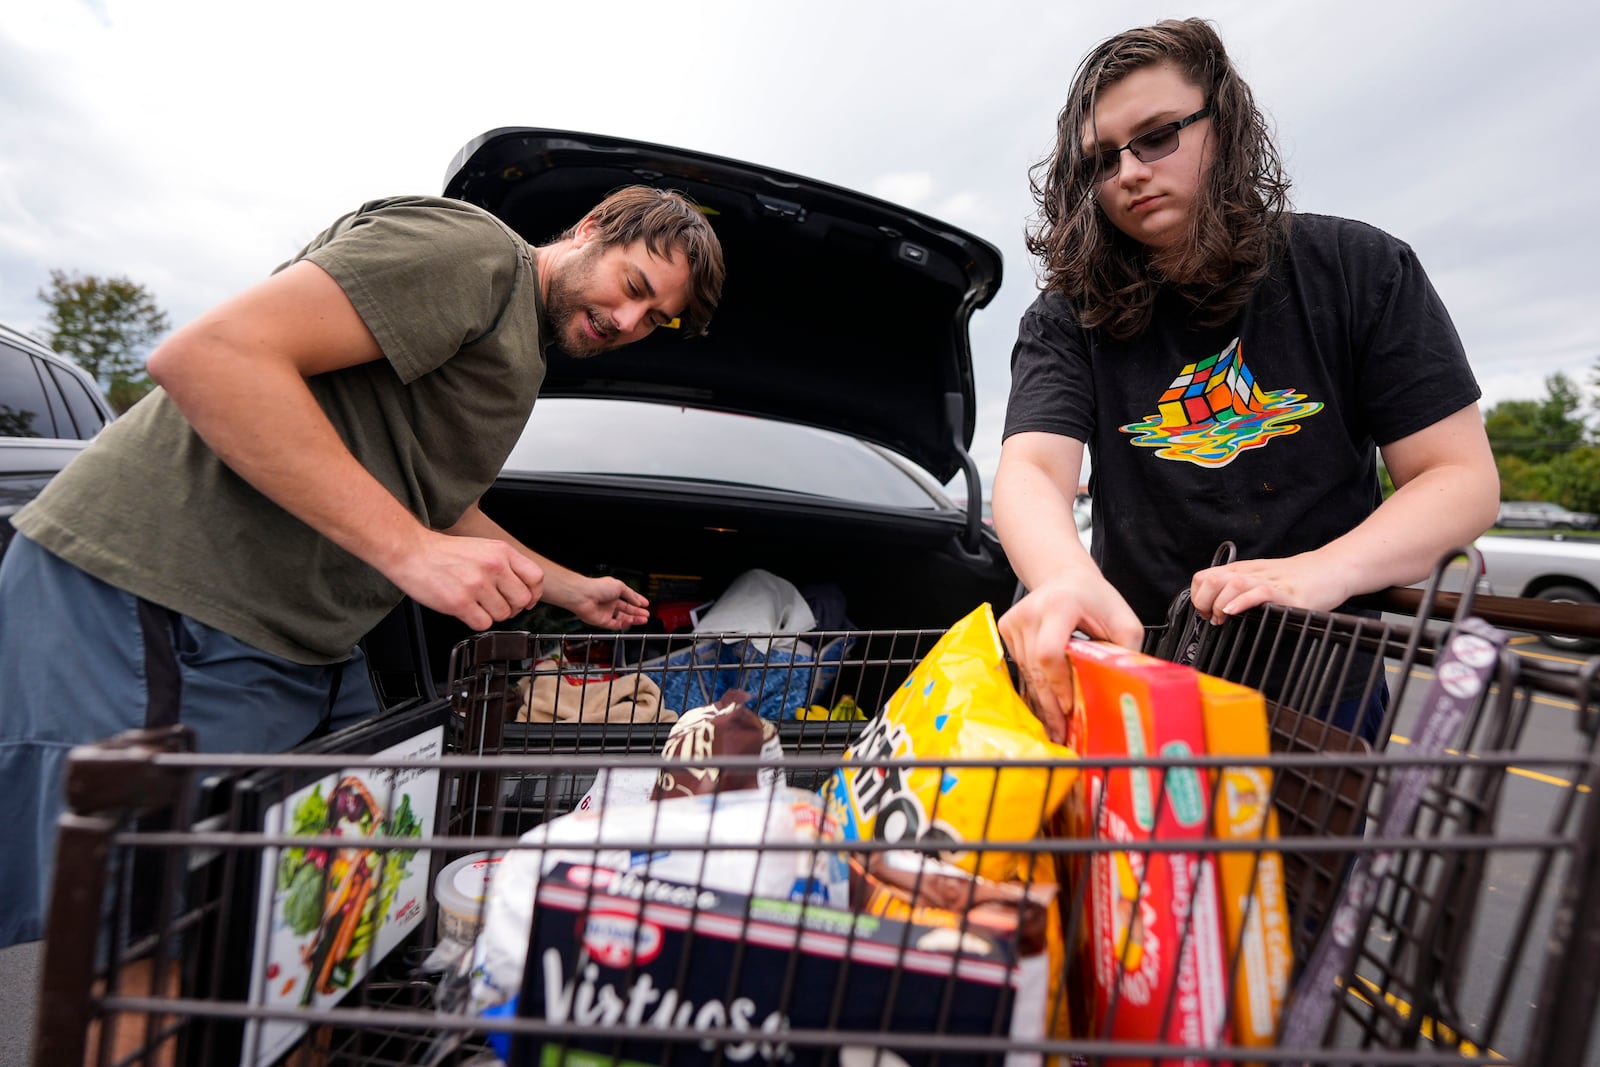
0 535 382 947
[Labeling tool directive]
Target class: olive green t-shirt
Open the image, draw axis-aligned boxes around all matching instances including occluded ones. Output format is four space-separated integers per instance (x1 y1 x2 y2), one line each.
16 196 547 663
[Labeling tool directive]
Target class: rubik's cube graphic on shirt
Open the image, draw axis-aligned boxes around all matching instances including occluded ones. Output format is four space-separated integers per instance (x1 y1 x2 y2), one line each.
1156 339 1270 429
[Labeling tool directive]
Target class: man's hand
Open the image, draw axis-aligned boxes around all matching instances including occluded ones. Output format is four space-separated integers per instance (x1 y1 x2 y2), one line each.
566 576 651 630
1188 554 1351 624
997 573 1144 744
435 503 650 631
387 531 546 631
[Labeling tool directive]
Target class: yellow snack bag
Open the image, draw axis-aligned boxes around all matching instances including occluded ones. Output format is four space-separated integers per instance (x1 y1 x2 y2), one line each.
824 603 1077 882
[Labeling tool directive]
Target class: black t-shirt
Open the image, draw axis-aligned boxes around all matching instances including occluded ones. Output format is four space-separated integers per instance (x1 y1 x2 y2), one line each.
1003 213 1480 625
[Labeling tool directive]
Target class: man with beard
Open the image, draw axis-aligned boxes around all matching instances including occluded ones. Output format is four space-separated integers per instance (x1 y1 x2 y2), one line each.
0 186 724 947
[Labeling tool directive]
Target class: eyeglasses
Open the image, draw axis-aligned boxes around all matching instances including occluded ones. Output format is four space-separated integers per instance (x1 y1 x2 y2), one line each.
1079 106 1211 185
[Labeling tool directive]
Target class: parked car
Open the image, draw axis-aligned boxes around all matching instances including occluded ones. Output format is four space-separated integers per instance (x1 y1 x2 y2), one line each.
1439 533 1600 653
1495 500 1600 531
1073 493 1093 550
359 127 1019 699
0 322 116 561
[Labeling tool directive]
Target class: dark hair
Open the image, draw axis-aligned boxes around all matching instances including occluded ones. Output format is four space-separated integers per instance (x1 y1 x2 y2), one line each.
1025 18 1291 340
566 185 726 338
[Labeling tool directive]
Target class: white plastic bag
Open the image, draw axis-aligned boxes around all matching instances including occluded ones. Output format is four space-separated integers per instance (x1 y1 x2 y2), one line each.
468 786 847 1012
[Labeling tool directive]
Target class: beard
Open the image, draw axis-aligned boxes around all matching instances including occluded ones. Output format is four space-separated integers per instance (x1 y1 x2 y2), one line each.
543 244 618 360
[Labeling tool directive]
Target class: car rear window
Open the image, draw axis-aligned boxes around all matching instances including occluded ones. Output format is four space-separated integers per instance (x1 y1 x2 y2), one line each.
45 361 110 438
503 399 943 509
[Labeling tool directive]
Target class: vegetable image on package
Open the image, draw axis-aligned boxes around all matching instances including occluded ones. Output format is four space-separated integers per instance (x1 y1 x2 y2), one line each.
275 776 423 1004
242 725 444 1067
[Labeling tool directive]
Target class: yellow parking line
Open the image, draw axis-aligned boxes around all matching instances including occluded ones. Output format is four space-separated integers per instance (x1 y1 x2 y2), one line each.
1511 643 1591 665
1343 974 1505 1059
1388 734 1590 793
1387 663 1584 713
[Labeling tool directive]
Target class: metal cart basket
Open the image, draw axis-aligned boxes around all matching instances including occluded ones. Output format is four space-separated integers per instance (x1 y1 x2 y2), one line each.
445 627 947 834
30 556 1600 1067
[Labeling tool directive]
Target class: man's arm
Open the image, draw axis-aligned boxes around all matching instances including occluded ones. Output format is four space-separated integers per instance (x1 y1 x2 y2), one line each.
443 504 650 629
993 431 1145 742
1189 403 1500 620
147 259 544 631
993 433 1093 586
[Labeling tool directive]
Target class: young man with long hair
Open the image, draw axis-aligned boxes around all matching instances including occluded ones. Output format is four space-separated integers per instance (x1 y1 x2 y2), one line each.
993 18 1497 743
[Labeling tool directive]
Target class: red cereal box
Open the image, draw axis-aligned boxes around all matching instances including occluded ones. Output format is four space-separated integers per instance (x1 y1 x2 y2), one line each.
1063 640 1232 1066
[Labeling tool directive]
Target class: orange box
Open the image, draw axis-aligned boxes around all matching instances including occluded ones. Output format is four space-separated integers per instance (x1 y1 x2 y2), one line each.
1198 674 1292 1058
1063 640 1232 1066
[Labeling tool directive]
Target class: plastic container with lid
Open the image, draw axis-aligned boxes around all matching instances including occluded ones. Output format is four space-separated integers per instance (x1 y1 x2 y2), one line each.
433 850 503 948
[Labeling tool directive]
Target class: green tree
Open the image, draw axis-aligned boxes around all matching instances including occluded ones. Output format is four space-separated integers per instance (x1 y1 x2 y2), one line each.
1493 454 1544 503
1536 372 1586 454
1588 353 1600 441
1484 398 1545 462
38 270 170 414
1543 446 1600 514
1483 373 1588 466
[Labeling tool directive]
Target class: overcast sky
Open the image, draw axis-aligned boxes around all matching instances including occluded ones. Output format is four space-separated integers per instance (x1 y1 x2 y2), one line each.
4 0 1597 496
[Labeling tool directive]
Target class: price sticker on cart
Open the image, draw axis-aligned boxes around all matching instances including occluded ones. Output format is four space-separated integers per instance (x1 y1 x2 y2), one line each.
240 725 445 1067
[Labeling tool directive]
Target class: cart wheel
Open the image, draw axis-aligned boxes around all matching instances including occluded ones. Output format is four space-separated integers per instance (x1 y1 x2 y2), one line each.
1535 583 1600 653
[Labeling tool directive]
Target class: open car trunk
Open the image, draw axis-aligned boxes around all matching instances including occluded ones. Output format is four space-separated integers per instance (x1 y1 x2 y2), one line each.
352 126 1018 768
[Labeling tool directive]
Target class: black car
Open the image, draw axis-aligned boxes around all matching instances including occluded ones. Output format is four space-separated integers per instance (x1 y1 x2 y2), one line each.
359 128 1019 702
0 321 116 561
1494 500 1600 532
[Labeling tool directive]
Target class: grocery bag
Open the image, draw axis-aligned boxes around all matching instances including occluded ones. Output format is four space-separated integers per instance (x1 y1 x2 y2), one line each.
639 633 854 720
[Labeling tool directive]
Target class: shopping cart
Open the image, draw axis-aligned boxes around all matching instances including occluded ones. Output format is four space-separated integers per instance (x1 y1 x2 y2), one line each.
29 554 1600 1067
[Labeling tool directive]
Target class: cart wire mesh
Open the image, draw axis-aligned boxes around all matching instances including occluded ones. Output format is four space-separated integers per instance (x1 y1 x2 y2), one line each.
30 558 1600 1067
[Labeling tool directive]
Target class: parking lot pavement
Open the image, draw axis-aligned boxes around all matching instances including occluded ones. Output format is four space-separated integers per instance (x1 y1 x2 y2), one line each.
0 940 40 1067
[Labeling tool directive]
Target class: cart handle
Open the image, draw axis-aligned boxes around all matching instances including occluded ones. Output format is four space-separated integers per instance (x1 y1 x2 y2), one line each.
1368 586 1600 643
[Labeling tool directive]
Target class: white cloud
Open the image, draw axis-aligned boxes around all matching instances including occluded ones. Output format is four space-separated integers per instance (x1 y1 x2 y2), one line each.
869 172 937 210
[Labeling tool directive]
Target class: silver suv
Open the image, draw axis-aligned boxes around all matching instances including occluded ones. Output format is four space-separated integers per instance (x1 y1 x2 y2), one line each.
0 322 115 559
